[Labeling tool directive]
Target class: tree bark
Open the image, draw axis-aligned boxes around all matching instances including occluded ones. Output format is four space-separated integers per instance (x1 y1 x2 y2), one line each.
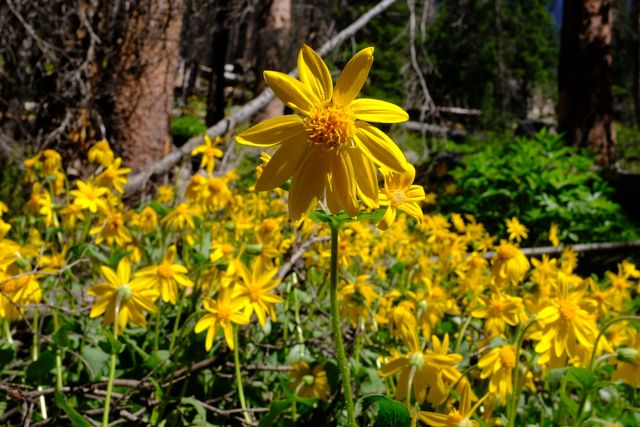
634 0 640 126
110 0 184 169
558 0 615 167
205 4 230 127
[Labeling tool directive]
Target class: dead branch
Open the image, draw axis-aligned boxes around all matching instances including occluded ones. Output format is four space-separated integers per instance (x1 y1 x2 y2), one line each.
402 120 468 138
482 239 640 259
124 0 399 196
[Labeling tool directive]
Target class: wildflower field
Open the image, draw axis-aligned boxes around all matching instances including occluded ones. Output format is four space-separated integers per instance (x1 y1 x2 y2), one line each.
1 45 640 427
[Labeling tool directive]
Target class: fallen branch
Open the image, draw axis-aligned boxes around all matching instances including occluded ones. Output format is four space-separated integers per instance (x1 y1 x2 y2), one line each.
402 120 468 138
125 0 399 196
482 239 640 259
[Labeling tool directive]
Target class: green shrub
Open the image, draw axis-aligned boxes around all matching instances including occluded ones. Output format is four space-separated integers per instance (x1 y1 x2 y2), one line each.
171 115 207 140
435 129 638 245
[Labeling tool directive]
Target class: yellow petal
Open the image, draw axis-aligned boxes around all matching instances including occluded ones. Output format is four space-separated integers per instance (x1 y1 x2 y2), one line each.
398 202 423 223
378 357 407 376
255 140 310 191
326 154 358 217
333 47 374 106
236 115 304 147
288 151 328 220
263 71 319 115
195 315 213 334
298 44 333 102
116 259 131 285
377 206 396 231
223 323 235 349
100 266 119 287
354 122 408 172
351 98 409 123
346 148 379 208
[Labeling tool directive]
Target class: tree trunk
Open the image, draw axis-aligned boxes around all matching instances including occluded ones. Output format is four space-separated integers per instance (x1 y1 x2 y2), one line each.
254 0 292 120
558 0 615 167
206 4 230 127
634 0 640 126
110 0 184 169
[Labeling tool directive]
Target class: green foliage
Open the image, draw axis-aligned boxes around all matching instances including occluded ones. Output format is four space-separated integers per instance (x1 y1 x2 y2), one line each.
617 124 640 171
358 395 411 427
436 129 639 244
171 115 207 139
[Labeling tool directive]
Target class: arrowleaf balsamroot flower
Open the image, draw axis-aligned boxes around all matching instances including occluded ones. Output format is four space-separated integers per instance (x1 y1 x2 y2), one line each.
377 164 425 230
231 258 283 328
88 258 159 334
236 44 410 220
195 289 250 351
135 245 193 305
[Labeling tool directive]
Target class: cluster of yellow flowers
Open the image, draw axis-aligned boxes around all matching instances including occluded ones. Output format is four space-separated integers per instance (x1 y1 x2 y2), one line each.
1 44 639 426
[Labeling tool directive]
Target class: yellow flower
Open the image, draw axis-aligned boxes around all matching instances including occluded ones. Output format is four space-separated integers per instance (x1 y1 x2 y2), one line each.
59 203 85 228
611 331 640 387
379 331 463 405
38 191 58 227
156 184 175 205
135 245 193 304
0 201 7 217
0 218 10 241
505 217 528 243
162 203 200 231
88 140 114 167
191 135 224 175
490 241 530 287
418 381 486 427
478 345 516 403
534 282 599 368
471 292 527 338
24 153 41 183
96 157 131 194
338 274 379 328
70 180 109 213
288 361 330 400
130 206 158 234
549 222 560 247
236 44 409 220
0 272 42 320
194 289 250 350
378 164 425 230
231 258 283 327
88 258 159 334
90 210 132 247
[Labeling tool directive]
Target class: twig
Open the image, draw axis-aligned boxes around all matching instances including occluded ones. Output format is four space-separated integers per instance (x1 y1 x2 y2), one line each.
277 236 329 280
483 239 640 259
124 0 399 195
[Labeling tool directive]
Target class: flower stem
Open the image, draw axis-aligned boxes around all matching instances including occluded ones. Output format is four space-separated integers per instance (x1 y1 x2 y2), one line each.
51 309 63 390
32 311 48 419
329 220 356 427
103 325 118 427
169 295 184 353
233 326 251 425
507 319 536 427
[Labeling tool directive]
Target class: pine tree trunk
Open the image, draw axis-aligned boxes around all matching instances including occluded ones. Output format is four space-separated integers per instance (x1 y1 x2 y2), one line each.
558 0 616 167
634 0 640 126
110 0 184 169
206 4 230 127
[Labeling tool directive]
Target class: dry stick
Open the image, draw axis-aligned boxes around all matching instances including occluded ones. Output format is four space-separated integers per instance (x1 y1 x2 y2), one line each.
124 0 399 196
482 239 640 259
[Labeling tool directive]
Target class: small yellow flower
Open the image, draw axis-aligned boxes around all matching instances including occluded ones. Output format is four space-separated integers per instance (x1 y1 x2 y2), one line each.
231 258 283 328
96 157 131 194
491 241 530 287
42 149 62 175
236 44 409 220
156 184 175 205
88 140 114 167
418 381 487 427
191 135 224 175
478 345 516 403
0 272 42 320
90 210 132 247
70 180 109 213
88 258 159 333
288 361 330 400
194 289 250 350
611 331 640 387
549 222 560 247
59 203 85 228
162 203 200 231
135 246 193 305
505 217 528 243
378 164 425 230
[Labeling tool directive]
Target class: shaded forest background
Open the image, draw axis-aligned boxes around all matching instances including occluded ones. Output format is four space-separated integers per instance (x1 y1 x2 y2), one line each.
0 0 639 187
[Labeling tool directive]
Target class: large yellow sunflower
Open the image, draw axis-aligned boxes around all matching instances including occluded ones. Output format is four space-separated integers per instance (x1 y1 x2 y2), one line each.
236 44 410 220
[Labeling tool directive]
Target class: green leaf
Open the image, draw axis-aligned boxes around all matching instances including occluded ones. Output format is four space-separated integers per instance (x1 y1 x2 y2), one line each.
0 344 16 371
146 350 171 370
26 351 56 384
80 346 109 380
54 391 92 427
180 397 215 427
257 400 291 427
359 394 411 427
565 367 597 391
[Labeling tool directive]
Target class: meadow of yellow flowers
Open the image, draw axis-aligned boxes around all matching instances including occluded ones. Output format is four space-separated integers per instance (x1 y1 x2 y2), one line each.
1 45 639 427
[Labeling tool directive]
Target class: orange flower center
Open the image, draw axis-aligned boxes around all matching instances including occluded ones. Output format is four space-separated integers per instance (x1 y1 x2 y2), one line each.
558 300 578 321
304 102 354 150
158 264 174 278
389 189 407 205
499 346 516 368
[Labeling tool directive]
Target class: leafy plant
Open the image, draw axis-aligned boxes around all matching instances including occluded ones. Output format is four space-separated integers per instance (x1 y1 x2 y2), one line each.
436 129 639 244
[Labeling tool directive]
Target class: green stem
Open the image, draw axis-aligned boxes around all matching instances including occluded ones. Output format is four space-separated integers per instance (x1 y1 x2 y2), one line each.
102 325 118 427
169 295 184 353
154 308 161 351
507 319 536 427
453 315 472 354
234 326 251 425
329 220 356 427
3 319 13 345
52 309 63 390
32 311 47 419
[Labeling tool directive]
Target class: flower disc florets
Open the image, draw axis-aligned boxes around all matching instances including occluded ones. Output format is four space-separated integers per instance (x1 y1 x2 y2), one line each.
304 102 355 151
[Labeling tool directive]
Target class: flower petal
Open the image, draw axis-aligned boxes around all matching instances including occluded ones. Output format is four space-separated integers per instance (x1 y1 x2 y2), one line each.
255 139 310 191
288 150 328 220
377 206 396 231
351 98 409 123
263 71 319 115
354 122 408 172
346 148 379 208
298 44 333 102
333 47 374 106
326 154 358 217
236 115 304 147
